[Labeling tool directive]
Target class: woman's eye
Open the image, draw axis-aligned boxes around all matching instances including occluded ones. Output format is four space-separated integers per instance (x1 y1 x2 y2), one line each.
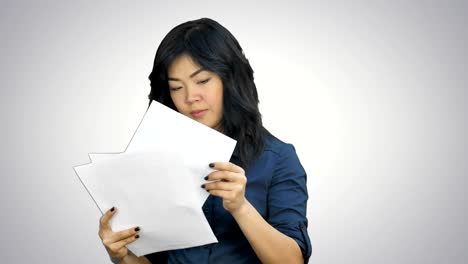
170 87 182 91
198 78 210 84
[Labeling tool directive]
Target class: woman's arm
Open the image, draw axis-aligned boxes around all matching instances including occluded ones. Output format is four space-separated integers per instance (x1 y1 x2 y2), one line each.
117 251 152 264
203 162 304 264
231 199 303 264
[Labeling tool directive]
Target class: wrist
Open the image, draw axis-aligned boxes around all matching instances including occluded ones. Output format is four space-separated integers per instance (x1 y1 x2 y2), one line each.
110 255 124 264
230 198 250 218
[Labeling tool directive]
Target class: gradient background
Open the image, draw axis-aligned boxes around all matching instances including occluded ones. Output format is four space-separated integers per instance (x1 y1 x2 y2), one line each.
1 1 467 263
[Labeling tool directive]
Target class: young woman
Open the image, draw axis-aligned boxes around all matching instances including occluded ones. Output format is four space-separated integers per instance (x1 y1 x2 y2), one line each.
98 17 311 264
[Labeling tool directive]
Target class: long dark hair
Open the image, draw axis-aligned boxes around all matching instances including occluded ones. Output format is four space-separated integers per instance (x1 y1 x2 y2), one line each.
147 17 271 170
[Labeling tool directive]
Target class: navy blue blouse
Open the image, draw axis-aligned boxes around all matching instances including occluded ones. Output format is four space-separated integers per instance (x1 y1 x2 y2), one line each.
145 134 312 263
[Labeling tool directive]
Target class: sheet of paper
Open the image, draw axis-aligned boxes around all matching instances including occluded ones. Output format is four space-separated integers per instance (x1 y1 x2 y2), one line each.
74 101 237 256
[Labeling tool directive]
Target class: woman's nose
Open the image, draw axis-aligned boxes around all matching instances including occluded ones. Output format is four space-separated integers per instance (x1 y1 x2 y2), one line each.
185 85 202 103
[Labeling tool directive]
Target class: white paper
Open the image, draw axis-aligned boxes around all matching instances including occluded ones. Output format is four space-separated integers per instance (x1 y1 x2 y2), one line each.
74 101 237 256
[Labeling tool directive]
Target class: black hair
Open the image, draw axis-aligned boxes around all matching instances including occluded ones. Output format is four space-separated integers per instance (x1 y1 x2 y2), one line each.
147 17 272 170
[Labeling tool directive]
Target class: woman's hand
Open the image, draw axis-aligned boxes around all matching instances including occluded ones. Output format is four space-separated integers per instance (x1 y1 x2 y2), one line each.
202 162 248 214
98 207 140 262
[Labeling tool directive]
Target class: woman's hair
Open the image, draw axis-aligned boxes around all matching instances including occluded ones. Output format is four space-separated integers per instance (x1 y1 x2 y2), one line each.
147 17 271 169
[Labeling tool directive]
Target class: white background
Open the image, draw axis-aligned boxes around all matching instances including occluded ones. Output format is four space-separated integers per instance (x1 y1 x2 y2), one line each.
1 1 467 263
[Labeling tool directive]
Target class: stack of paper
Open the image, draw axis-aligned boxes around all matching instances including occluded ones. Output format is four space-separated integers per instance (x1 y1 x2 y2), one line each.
73 101 237 256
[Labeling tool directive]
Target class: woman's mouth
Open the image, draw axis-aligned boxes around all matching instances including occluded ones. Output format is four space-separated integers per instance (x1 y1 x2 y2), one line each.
190 109 207 118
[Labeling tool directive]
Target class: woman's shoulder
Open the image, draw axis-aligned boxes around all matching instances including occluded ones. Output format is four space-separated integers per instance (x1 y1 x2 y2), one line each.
263 131 300 159
262 131 307 180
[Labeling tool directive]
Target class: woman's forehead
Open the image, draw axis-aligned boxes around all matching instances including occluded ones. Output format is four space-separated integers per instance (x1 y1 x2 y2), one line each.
168 54 200 71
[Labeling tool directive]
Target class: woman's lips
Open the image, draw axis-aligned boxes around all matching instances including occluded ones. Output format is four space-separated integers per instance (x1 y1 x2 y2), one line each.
191 109 207 118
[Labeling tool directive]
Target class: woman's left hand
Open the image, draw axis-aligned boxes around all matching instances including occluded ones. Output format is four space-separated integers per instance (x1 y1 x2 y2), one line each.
202 162 247 214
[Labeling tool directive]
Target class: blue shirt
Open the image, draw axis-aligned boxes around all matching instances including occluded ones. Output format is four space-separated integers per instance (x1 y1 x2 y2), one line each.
145 134 312 263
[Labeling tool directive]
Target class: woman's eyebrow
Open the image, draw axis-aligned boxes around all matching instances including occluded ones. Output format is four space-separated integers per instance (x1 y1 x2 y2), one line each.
168 68 207 81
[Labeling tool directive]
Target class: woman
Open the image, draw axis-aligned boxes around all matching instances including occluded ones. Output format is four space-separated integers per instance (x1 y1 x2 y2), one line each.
98 17 311 264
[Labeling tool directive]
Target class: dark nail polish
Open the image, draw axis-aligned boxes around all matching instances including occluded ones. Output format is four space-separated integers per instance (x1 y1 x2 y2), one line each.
135 227 140 232
110 207 115 212
135 234 140 239
201 184 206 189
209 163 215 168
204 175 209 180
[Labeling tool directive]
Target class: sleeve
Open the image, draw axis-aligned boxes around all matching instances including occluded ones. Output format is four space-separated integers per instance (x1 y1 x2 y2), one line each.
267 143 312 263
144 251 168 264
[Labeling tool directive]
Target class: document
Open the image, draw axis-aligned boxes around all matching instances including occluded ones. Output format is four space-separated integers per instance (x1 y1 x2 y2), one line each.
74 101 237 256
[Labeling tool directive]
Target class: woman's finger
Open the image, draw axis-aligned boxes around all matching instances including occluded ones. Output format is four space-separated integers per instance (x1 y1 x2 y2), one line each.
209 162 245 174
99 207 116 238
111 233 140 252
203 181 235 191
206 170 240 182
208 189 234 200
107 226 140 244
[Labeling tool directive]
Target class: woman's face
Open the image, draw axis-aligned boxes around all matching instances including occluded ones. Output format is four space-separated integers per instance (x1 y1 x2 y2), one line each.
167 53 224 132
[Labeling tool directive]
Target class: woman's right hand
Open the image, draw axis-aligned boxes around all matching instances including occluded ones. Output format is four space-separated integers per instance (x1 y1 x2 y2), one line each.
98 207 141 261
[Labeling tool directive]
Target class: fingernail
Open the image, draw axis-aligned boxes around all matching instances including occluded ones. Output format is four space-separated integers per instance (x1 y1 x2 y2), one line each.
135 227 140 232
110 206 115 212
209 163 215 168
201 184 206 189
204 175 209 180
135 234 140 239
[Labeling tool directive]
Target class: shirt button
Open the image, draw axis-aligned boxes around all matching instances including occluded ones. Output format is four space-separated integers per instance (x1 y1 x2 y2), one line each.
300 223 305 228
203 208 209 214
